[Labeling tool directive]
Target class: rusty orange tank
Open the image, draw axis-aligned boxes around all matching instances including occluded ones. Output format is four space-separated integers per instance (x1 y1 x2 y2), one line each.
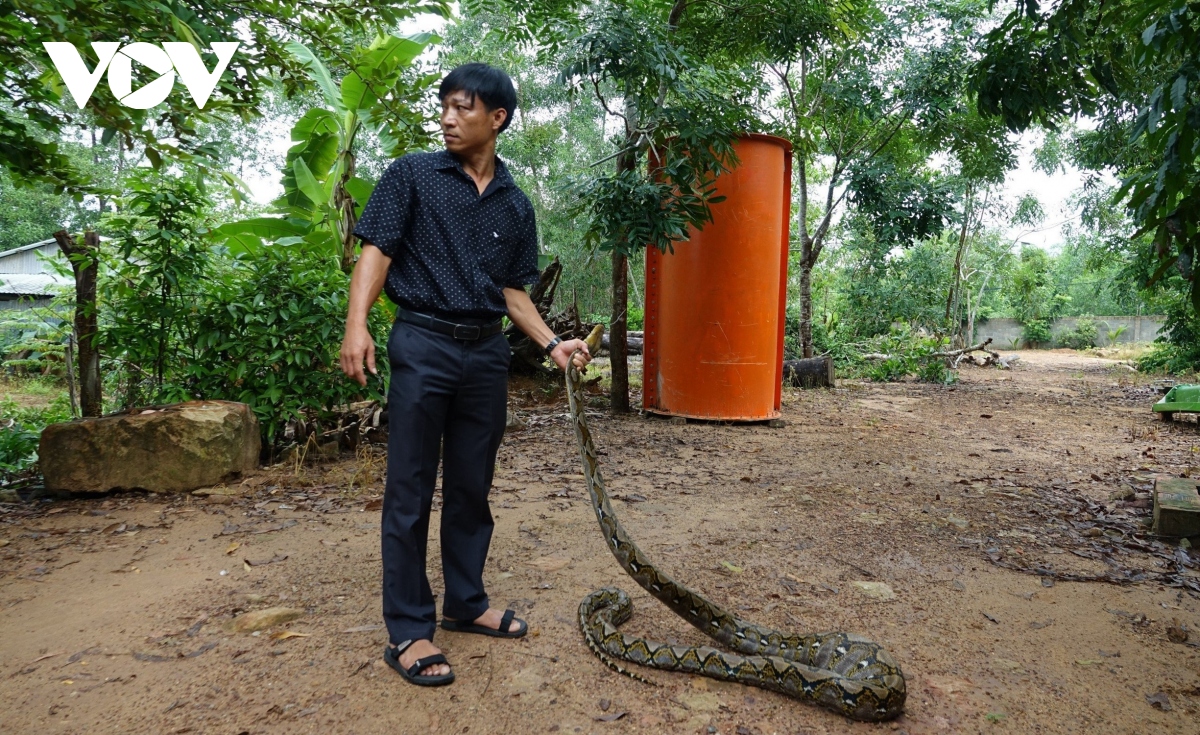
643 134 792 420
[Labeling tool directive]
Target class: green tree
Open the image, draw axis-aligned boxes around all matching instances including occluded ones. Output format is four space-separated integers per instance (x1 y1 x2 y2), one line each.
210 32 440 273
0 0 448 191
472 0 762 411
973 0 1199 309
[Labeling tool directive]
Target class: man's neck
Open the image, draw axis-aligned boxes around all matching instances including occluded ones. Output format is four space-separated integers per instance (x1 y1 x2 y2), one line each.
450 142 497 192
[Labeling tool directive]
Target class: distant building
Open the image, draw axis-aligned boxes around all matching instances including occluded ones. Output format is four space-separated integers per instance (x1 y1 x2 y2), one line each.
0 238 73 311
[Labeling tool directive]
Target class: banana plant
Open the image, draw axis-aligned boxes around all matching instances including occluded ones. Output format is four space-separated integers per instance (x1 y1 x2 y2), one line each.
211 33 439 273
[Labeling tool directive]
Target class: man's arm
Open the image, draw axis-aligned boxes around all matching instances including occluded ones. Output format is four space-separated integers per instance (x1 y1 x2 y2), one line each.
340 244 392 387
503 286 591 371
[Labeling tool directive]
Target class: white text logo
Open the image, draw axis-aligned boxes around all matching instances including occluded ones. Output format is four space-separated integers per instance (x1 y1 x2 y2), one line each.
43 41 240 110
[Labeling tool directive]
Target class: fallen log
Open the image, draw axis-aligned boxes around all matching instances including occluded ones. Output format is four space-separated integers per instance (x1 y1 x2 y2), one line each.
783 356 835 388
600 332 642 355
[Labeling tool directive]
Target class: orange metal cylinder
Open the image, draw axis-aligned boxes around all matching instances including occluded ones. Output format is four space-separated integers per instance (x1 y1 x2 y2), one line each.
643 134 792 420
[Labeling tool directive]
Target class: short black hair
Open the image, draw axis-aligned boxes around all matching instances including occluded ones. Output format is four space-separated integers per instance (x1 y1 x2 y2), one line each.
438 63 517 133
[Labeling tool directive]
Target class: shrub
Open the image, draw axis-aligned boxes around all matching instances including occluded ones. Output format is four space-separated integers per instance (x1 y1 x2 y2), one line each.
850 325 957 384
185 248 391 449
1056 317 1099 350
1021 318 1052 346
0 394 74 481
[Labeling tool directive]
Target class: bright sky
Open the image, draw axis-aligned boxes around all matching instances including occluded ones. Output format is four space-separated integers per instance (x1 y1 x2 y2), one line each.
1003 130 1085 252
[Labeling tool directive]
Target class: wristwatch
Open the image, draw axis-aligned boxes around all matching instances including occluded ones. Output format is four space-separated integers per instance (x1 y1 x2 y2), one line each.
543 336 562 354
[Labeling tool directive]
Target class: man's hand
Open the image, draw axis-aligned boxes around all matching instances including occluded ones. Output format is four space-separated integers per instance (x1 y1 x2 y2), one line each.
550 339 591 371
341 244 390 388
340 324 377 387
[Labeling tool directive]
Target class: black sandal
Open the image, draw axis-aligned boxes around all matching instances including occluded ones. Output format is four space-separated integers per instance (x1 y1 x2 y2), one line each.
384 640 455 686
440 609 528 639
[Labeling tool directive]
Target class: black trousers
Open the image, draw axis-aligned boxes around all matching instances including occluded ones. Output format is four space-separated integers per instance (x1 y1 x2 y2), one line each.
381 317 510 645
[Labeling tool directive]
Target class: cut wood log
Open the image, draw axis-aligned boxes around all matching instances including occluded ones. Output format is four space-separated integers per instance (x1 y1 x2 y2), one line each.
783 356 835 388
601 332 642 355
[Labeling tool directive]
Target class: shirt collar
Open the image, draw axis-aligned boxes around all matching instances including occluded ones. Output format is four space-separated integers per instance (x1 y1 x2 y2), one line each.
435 149 513 192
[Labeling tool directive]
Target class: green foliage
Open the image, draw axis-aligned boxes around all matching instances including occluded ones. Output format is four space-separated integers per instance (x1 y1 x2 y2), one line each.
850 326 956 384
0 394 73 479
213 32 439 271
974 0 1200 313
186 248 391 447
627 305 644 331
1009 246 1068 325
1138 292 1200 373
0 0 448 190
1021 318 1052 346
101 170 211 408
1056 317 1099 350
557 3 755 258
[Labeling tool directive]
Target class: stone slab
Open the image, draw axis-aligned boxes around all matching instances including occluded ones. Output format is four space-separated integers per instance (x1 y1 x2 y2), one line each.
1153 476 1200 537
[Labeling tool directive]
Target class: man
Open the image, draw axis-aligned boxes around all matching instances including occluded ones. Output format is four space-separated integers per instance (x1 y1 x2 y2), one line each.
340 63 591 687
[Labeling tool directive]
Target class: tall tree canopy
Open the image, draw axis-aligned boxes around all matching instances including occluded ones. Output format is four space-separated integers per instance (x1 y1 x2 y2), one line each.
0 0 447 191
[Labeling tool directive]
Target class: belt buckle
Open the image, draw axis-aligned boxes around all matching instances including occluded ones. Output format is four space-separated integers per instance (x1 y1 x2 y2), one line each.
452 323 481 340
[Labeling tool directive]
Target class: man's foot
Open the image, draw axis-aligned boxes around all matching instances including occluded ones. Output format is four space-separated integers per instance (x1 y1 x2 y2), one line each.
390 639 450 677
453 608 522 634
441 608 528 638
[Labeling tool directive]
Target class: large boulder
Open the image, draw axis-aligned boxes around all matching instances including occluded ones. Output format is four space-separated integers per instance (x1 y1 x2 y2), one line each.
40 400 260 493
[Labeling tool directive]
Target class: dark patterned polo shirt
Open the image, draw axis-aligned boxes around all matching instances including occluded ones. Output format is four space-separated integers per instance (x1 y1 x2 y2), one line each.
353 149 540 321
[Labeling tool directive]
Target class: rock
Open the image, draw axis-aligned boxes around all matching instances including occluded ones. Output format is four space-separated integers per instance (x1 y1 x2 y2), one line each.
947 515 970 529
40 401 260 494
224 607 305 633
506 410 526 431
851 581 897 601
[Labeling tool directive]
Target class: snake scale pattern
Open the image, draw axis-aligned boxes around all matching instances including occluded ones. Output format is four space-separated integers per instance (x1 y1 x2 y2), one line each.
564 356 907 722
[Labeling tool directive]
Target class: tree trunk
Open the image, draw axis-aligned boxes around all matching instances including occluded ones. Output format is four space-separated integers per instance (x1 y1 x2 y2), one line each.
783 356 834 388
54 230 102 417
609 248 630 413
799 249 814 358
945 185 973 348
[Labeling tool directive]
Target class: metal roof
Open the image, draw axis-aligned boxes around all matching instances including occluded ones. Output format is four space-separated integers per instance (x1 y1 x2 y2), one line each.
0 238 57 260
0 273 73 297
0 235 113 261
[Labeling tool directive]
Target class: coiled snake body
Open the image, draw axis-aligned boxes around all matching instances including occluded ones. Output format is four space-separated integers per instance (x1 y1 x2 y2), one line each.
565 358 907 722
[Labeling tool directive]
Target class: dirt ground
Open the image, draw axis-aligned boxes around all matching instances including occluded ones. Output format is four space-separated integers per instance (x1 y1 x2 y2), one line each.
2 350 1199 735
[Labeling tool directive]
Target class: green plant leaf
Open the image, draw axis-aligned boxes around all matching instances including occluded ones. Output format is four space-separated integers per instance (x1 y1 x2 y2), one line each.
292 157 327 208
291 109 340 142
285 42 342 112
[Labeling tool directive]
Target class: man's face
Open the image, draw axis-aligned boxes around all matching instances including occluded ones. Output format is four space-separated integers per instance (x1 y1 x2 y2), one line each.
440 90 506 154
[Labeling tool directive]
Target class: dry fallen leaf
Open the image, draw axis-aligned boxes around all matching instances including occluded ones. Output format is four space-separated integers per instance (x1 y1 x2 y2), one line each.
269 630 311 641
529 556 571 572
340 624 385 634
243 554 289 567
364 499 383 512
223 607 306 634
594 712 627 722
224 541 240 555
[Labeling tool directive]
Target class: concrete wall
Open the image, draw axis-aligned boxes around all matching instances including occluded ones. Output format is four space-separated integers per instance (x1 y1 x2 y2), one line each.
973 316 1166 348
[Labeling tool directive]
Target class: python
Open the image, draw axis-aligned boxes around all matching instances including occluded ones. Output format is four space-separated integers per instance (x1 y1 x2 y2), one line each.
43 41 239 110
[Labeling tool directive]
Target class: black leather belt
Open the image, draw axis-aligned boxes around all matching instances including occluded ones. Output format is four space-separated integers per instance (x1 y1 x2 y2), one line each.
396 308 504 341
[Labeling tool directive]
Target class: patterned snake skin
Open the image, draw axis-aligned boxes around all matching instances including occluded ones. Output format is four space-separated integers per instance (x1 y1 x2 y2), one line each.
564 356 907 722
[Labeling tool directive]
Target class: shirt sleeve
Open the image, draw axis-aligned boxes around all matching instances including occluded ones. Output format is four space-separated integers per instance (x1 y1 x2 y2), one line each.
505 201 540 289
352 157 412 259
